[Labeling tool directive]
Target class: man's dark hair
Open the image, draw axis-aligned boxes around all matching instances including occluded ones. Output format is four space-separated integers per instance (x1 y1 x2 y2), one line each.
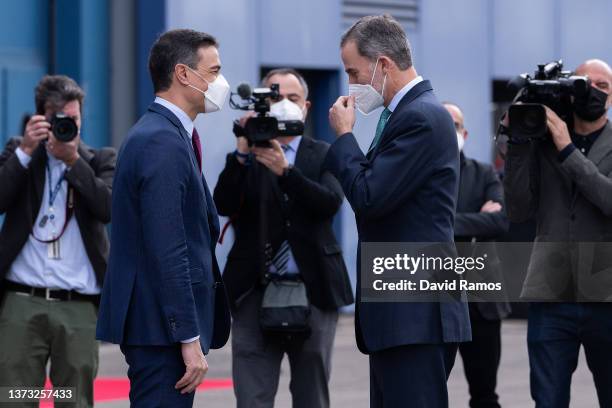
35 75 85 115
261 68 309 99
148 29 219 93
341 14 413 70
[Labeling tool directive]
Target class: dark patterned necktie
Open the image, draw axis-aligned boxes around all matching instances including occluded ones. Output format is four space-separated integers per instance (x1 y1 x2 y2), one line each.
271 240 291 276
192 128 202 171
272 147 292 276
368 107 392 153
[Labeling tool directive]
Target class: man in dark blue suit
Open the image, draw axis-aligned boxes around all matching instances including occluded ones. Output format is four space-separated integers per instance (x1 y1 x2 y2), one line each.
96 29 230 407
326 15 471 407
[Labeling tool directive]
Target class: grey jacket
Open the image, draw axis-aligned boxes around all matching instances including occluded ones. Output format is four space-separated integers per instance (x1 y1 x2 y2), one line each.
504 121 612 301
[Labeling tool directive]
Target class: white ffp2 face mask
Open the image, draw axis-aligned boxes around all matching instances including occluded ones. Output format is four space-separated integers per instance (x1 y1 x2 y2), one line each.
270 99 305 121
187 67 230 113
348 58 387 115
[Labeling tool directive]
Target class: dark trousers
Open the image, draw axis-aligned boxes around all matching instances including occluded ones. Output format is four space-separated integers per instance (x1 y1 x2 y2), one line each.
231 290 338 408
528 303 612 408
459 305 502 408
0 291 98 408
369 343 458 408
120 344 194 408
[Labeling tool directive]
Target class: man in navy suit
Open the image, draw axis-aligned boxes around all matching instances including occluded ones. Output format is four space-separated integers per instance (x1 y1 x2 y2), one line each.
96 29 230 407
326 15 471 407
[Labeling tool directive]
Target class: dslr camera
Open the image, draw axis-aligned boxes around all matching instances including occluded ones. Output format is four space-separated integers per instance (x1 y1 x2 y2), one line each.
507 61 590 141
49 113 78 142
229 82 304 145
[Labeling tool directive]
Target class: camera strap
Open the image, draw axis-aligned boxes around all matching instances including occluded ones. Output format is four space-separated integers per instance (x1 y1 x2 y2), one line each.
46 161 67 210
31 186 75 244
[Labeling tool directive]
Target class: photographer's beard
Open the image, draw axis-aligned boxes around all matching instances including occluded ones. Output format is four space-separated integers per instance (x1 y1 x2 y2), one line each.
573 86 610 122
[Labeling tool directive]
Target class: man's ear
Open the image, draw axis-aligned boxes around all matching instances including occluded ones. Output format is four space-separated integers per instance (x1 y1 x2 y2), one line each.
174 64 190 86
380 56 394 74
464 130 469 140
304 100 312 112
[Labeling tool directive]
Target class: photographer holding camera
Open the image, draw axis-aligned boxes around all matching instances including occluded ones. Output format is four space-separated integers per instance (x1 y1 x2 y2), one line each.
213 68 353 408
0 75 116 407
503 59 612 407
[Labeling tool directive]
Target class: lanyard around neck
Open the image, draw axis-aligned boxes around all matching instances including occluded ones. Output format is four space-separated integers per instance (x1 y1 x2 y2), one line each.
46 159 67 209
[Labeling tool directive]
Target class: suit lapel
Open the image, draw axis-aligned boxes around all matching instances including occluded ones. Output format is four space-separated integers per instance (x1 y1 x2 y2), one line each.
294 137 313 173
148 102 221 247
269 137 312 205
30 145 47 221
77 143 94 163
179 126 201 173
367 80 434 160
202 178 220 242
149 102 201 175
586 122 612 166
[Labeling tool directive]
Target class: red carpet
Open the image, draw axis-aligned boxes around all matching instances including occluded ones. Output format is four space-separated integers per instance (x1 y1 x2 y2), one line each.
39 377 233 406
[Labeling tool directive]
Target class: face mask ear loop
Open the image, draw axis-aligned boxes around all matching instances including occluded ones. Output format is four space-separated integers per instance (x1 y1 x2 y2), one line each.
187 84 206 95
369 58 380 86
381 72 387 99
187 66 211 86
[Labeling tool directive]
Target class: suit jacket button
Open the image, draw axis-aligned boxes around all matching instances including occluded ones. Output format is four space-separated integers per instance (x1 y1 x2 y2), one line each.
286 221 291 227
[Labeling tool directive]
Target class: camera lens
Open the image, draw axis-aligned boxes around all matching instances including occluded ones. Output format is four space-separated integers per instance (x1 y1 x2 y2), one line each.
51 115 78 142
520 109 542 134
509 104 547 140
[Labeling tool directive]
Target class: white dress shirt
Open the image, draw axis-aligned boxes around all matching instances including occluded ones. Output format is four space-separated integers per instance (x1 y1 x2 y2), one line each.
154 96 194 139
277 136 302 276
388 75 424 113
7 150 100 294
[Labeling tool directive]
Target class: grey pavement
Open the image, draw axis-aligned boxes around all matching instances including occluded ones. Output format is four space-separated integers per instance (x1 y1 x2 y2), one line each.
96 316 599 408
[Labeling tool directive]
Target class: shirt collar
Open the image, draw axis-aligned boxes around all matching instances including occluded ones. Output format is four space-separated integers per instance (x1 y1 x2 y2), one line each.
572 121 608 140
154 96 194 139
283 136 302 153
387 76 424 113
47 151 65 168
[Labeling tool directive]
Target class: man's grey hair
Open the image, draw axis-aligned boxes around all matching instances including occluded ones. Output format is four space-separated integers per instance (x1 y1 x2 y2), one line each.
262 68 309 99
341 14 413 70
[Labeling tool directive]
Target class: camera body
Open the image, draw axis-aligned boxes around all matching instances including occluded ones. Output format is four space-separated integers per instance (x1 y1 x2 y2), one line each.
49 113 78 142
230 82 304 145
508 61 590 141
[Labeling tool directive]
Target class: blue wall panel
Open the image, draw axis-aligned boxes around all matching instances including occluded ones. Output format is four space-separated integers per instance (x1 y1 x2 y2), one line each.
492 0 559 79
136 0 166 117
0 0 49 143
419 0 492 163
257 0 343 69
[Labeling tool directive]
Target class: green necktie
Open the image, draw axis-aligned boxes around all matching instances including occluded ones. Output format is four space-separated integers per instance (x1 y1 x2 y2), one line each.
368 107 392 153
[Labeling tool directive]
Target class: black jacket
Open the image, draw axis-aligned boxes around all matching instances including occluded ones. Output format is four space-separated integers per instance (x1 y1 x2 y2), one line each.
213 136 354 311
455 153 509 240
455 153 511 320
0 137 116 288
504 122 612 301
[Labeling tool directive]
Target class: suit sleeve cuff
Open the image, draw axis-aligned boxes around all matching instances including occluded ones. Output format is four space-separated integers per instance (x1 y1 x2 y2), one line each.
324 132 362 175
15 147 32 168
180 335 200 344
558 143 576 163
